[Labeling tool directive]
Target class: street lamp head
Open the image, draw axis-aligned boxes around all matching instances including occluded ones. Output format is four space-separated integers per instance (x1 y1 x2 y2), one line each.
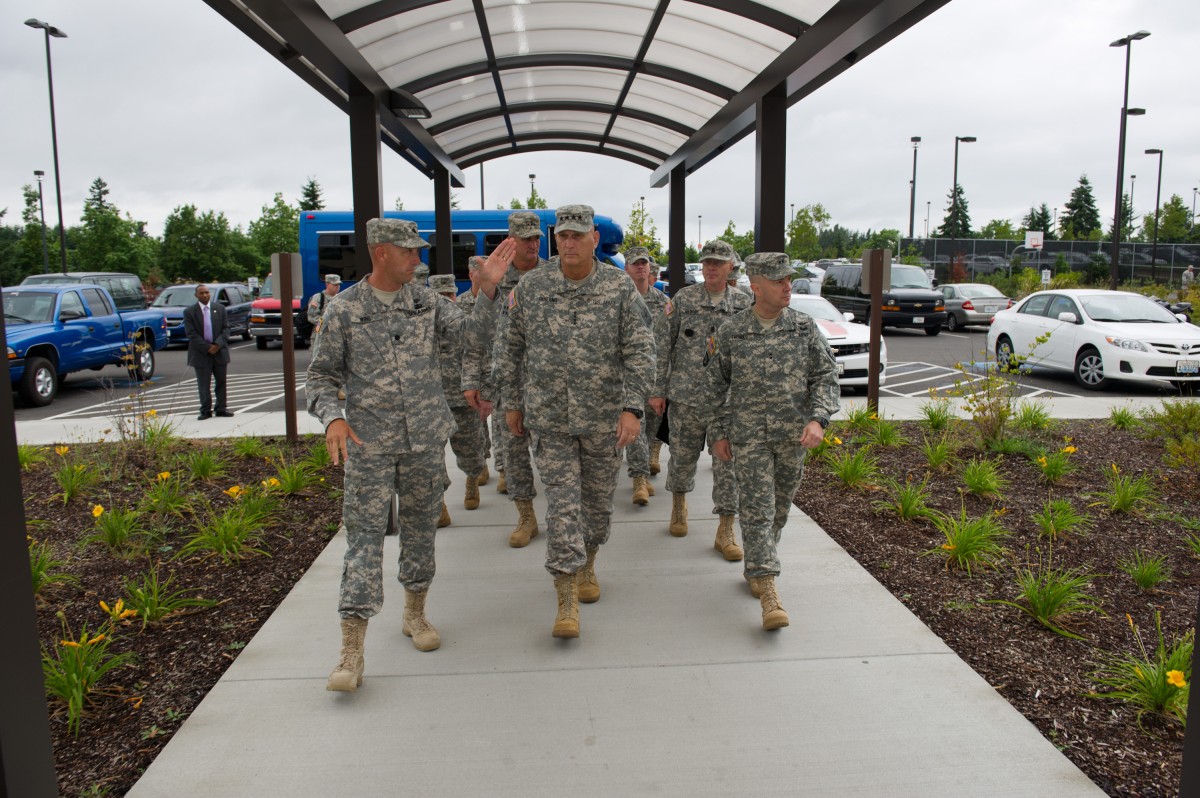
25 19 67 37
528 174 535 180
911 136 921 145
957 136 977 143
34 170 45 179
1126 108 1146 116
1146 148 1163 155
1110 30 1150 47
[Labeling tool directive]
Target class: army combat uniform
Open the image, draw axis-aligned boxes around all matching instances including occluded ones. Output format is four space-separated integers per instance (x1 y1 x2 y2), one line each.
626 282 670 481
496 255 654 578
657 264 752 521
457 287 492 466
708 252 841 629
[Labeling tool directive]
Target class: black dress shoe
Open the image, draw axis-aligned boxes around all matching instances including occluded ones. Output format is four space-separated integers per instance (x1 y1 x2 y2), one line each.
198 413 213 420
215 410 234 418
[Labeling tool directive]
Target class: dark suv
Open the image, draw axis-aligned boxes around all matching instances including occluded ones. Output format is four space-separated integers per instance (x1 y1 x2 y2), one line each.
20 271 147 312
821 262 946 336
150 283 254 344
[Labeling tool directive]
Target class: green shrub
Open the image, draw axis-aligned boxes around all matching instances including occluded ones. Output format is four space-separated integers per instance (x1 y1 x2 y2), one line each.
1090 613 1192 728
926 508 1010 574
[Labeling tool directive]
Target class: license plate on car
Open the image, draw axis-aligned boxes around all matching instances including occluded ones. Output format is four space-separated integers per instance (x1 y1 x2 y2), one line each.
836 362 845 375
912 316 924 324
983 305 998 312
1177 360 1199 375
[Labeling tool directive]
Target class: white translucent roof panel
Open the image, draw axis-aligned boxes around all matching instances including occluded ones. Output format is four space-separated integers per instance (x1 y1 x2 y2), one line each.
622 77 711 130
751 0 843 25
647 4 794 92
483 0 654 60
350 1 488 88
609 117 688 152
313 0 372 19
500 67 626 105
672 1 799 49
509 111 612 136
417 76 499 118
602 141 661 161
437 118 515 150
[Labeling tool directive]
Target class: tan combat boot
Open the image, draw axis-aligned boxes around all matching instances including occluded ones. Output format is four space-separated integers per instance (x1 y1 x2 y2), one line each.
713 515 743 561
327 617 367 692
577 545 601 603
669 492 688 537
496 470 508 494
509 498 539 547
746 573 763 599
464 475 480 510
757 576 790 631
632 475 650 506
477 464 490 486
649 440 662 475
402 589 441 651
438 501 451 528
337 387 347 401
552 574 580 638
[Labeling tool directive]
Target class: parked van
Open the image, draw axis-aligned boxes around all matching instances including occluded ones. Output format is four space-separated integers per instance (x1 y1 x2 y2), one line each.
821 262 946 336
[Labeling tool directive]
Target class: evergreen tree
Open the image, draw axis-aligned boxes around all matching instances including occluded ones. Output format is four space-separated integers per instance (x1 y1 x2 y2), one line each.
1060 174 1101 238
623 201 664 262
76 177 152 275
394 197 405 211
298 177 325 211
1107 194 1135 242
1020 204 1054 240
937 185 972 238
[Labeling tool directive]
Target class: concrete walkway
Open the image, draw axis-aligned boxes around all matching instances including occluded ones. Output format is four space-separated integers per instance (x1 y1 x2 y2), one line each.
18 396 1150 796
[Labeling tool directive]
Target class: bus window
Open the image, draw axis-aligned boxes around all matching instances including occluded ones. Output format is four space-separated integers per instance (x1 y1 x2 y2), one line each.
317 233 355 282
483 233 506 256
426 233 477 281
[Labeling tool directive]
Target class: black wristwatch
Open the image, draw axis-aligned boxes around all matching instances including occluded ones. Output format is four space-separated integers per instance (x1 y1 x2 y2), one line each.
622 406 645 419
813 416 830 429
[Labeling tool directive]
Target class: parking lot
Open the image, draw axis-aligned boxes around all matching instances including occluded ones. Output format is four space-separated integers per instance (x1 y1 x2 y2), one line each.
11 322 1186 425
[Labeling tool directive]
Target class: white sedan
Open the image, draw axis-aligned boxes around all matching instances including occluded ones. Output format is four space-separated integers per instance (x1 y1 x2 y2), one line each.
789 294 887 389
987 289 1200 390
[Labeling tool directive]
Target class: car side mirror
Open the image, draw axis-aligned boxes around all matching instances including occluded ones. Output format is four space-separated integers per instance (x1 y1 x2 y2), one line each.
1056 312 1078 324
58 308 85 322
843 312 855 322
1176 313 1189 323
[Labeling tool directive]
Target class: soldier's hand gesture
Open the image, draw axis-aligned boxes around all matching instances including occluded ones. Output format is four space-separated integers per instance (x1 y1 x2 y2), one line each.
325 418 362 465
477 238 517 299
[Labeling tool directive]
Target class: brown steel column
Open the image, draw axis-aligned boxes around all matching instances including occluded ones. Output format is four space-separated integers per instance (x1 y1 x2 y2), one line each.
0 310 59 797
668 164 686 295
754 82 787 253
349 90 382 280
433 167 452 275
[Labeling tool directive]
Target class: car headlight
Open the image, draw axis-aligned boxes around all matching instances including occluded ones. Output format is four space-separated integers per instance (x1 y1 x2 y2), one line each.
1104 336 1148 352
7 347 15 360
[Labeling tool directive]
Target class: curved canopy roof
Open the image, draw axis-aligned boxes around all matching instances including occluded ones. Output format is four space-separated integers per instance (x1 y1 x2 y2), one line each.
210 0 948 185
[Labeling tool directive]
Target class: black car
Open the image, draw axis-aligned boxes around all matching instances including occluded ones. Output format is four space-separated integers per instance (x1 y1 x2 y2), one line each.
821 262 946 336
20 271 147 312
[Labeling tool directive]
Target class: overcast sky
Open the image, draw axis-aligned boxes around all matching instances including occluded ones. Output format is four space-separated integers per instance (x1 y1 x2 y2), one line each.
2 0 1197 246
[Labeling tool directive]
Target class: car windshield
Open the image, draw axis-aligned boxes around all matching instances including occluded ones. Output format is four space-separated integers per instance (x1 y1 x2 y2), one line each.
890 265 931 289
958 285 1004 298
788 297 844 322
152 287 199 307
1080 294 1180 323
2 291 56 323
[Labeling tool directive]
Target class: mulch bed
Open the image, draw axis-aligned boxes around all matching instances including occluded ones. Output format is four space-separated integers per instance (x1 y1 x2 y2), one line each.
795 418 1197 797
22 435 343 797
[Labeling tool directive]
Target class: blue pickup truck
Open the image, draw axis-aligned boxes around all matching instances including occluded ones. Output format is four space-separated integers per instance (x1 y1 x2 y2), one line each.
4 283 168 407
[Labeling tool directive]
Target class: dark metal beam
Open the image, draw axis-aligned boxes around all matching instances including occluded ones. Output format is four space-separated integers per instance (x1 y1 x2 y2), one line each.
433 167 453 275
460 143 658 172
450 132 669 162
333 0 442 33
690 0 809 35
349 90 383 280
405 54 735 102
649 0 952 187
469 0 516 145
429 101 694 138
754 82 787 252
668 164 686 296
601 0 670 146
240 0 465 184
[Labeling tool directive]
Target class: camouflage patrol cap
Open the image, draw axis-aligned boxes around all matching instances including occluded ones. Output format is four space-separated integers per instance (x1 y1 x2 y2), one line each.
508 211 542 239
555 204 595 234
429 274 457 294
413 263 430 281
744 252 793 280
324 273 342 284
699 239 736 263
365 218 429 249
623 245 653 265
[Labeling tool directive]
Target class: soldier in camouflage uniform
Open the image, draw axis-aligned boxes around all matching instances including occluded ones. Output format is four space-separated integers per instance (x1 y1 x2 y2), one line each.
456 258 492 482
622 246 669 506
462 211 549 548
649 239 752 560
431 274 486 515
709 252 840 631
308 218 514 692
495 205 655 639
307 275 345 399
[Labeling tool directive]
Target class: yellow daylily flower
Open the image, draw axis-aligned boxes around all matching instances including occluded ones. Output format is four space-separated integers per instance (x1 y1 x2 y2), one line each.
1060 446 1077 454
55 445 69 456
157 471 171 481
1168 670 1187 689
224 485 243 498
61 640 80 648
92 504 105 518
145 409 158 418
87 633 106 645
941 543 956 550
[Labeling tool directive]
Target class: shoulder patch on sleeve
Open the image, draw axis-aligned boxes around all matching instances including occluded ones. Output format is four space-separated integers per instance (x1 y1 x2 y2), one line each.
664 298 673 317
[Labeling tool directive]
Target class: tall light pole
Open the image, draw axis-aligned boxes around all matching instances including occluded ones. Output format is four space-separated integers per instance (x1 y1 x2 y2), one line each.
908 136 921 240
950 136 976 277
1130 174 1137 219
698 215 702 247
1145 148 1163 281
33 170 50 274
1191 186 1197 232
528 173 535 206
25 19 69 274
925 201 931 238
1109 29 1151 289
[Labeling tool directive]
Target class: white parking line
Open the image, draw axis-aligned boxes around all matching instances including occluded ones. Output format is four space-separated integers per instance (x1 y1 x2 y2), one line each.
48 373 304 420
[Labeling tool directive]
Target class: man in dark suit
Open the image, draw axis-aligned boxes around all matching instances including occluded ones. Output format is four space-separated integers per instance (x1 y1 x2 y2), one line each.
183 284 233 420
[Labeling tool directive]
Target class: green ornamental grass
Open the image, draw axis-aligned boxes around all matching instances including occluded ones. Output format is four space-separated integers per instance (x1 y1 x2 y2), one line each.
873 477 935 522
181 448 227 481
41 615 137 736
18 444 48 470
232 436 270 459
181 505 269 564
920 434 955 471
824 447 880 490
918 399 954 432
1012 400 1055 431
1108 406 1141 430
868 417 907 448
961 456 1008 499
1091 464 1158 514
926 507 1010 575
85 506 148 557
1118 549 1171 590
30 540 78 596
122 567 218 628
1089 612 1192 728
1032 498 1090 540
989 562 1103 640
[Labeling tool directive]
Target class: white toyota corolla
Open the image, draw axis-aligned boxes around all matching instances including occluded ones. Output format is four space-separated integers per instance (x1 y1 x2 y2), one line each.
788 294 887 388
987 289 1200 390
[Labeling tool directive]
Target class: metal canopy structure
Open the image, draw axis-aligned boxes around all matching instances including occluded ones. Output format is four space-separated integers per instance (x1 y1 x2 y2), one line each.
205 0 950 277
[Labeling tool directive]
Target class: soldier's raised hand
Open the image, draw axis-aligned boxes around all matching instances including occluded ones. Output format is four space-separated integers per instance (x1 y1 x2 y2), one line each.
477 238 517 299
